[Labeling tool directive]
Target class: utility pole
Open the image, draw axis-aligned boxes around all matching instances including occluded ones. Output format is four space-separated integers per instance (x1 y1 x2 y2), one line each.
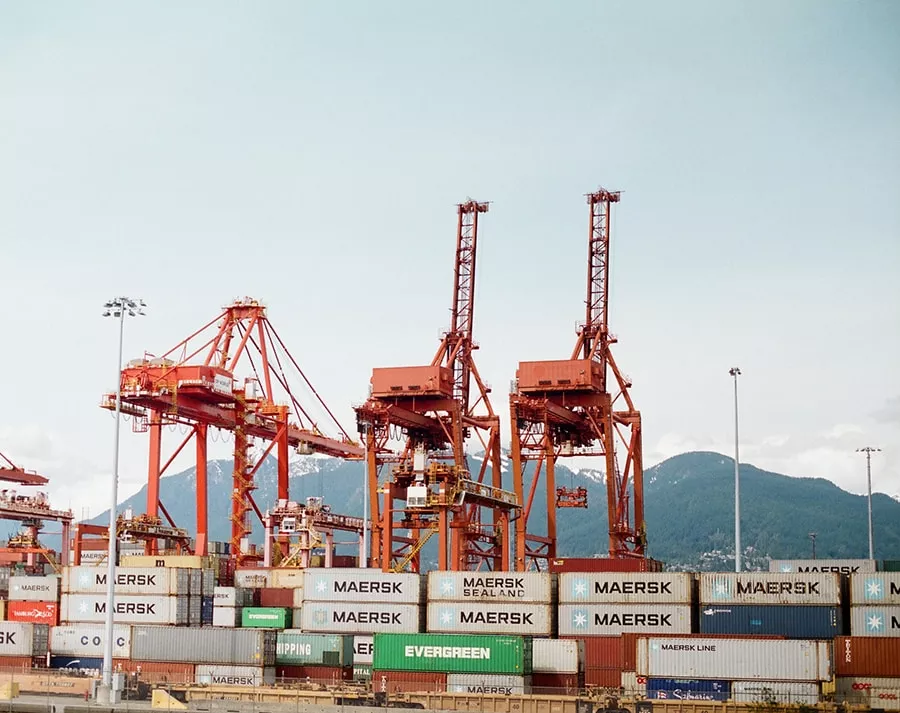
809 532 817 559
729 367 742 573
856 447 881 560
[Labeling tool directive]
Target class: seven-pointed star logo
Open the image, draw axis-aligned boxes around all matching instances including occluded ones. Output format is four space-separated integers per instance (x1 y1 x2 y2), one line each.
572 579 588 598
315 580 327 594
440 578 455 595
571 610 588 628
712 579 731 598
439 609 454 626
864 579 884 600
780 565 792 572
78 573 92 589
79 600 89 614
866 612 884 632
313 609 328 625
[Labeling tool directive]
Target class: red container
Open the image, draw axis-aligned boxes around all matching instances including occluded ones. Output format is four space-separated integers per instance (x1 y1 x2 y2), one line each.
7 601 58 625
275 666 353 683
332 555 359 568
620 633 787 671
258 588 295 608
835 637 900 677
113 659 195 684
585 668 621 688
549 558 664 573
571 636 624 669
372 671 447 694
0 656 34 672
532 673 584 695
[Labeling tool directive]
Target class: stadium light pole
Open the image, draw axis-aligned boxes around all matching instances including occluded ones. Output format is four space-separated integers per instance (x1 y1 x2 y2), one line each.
729 367 742 572
100 297 145 701
856 446 881 560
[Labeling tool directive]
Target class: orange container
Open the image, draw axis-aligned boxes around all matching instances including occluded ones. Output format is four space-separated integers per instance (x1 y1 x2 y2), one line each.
372 670 447 694
370 365 453 398
113 659 196 684
7 601 58 625
835 637 900 677
517 359 604 393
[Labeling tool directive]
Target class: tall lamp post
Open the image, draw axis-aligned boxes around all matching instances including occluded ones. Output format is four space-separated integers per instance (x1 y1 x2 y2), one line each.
856 446 881 560
100 297 145 701
729 367 742 573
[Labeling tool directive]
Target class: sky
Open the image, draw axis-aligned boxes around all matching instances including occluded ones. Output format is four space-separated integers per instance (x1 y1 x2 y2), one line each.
1 1 898 522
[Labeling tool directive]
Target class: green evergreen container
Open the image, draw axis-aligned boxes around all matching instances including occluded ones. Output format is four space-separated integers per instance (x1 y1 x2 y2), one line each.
275 632 354 665
372 633 532 675
242 607 292 629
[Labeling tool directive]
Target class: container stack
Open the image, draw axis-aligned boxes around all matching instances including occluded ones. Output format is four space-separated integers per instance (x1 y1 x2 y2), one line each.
8 574 59 625
212 585 254 627
698 572 842 638
0 621 49 670
49 623 132 673
425 571 553 637
769 558 878 575
274 631 355 683
372 633 532 694
833 636 900 710
531 639 583 694
353 636 373 681
848 572 900 637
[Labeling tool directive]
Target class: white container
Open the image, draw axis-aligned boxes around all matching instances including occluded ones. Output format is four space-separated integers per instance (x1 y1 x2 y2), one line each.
234 569 272 589
354 635 373 665
621 671 643 697
447 674 531 695
427 572 551 603
769 559 877 574
62 567 190 596
427 603 552 635
271 569 305 589
637 638 832 682
532 639 581 674
50 624 131 658
558 604 691 636
9 576 59 602
69 546 144 566
732 681 821 704
120 554 211 569
850 573 900 606
59 593 189 625
212 607 241 628
213 587 254 608
300 602 421 634
304 569 421 604
849 606 900 636
0 622 36 656
131 626 276 665
558 573 691 604
293 588 304 608
699 572 840 605
836 677 900 711
195 665 276 686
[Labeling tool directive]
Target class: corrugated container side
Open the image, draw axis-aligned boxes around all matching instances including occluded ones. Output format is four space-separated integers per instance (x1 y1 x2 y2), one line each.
60 594 187 625
7 601 58 625
275 632 354 666
850 573 900 605
270 569 305 589
195 665 275 686
62 567 189 595
213 586 254 608
446 674 531 695
559 573 692 604
621 671 642 697
836 677 900 711
620 633 787 672
426 572 552 603
303 569 421 604
549 557 663 573
233 569 272 589
699 604 841 638
532 639 580 674
0 623 35 656
242 607 291 629
577 636 624 669
732 681 821 704
50 624 131 658
9 575 59 601
883 561 900 572
372 633 531 675
201 568 215 597
113 658 196 684
372 670 447 693
699 572 841 605
274 665 353 683
354 635 373 665
131 626 277 666
646 678 731 701
120 554 210 569
426 602 552 635
835 637 900 676
584 668 621 688
770 559 877 574
558 604 691 636
532 673 584 695
850 606 900 636
32 623 50 656
259 588 295 608
0 656 36 671
300 602 421 634
212 607 241 628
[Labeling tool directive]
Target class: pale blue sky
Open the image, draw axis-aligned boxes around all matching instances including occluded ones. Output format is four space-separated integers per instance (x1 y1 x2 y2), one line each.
1 1 898 515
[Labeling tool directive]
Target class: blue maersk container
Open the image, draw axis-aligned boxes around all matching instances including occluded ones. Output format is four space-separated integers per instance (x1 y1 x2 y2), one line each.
647 679 731 701
699 604 841 638
201 595 214 625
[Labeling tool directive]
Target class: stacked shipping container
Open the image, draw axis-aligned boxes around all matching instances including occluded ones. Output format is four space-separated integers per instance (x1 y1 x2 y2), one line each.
8 575 59 625
848 572 900 637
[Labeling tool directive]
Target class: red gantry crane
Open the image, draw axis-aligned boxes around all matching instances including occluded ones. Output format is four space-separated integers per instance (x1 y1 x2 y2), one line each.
94 298 364 566
509 188 646 571
355 200 518 573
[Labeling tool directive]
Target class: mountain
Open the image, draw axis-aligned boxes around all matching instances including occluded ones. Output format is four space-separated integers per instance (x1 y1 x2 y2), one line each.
85 451 900 570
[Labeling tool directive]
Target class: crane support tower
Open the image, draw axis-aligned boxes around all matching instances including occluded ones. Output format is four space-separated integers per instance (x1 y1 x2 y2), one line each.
99 298 364 566
509 188 646 570
355 200 518 573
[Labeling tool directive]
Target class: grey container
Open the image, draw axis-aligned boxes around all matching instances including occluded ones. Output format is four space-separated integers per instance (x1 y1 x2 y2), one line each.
189 570 202 596
303 569 422 604
446 674 532 695
699 572 840 605
558 604 692 636
202 568 216 597
427 572 552 603
427 602 552 635
300 602 421 634
0 622 37 656
850 573 900 606
9 575 59 602
849 605 900 636
32 623 50 656
130 625 277 665
769 559 876 574
558 573 691 604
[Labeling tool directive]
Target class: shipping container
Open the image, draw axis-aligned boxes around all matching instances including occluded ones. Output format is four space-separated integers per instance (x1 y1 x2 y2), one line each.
62 566 189 596
637 637 832 682
7 601 58 624
50 623 131 658
699 604 841 638
372 633 531 675
577 636 624 669
559 573 691 604
212 606 241 628
275 631 354 666
303 569 421 604
49 655 103 673
549 557 663 573
113 657 196 684
427 572 552 603
850 573 900 606
9 575 59 601
189 569 201 597
0 656 39 672
620 633 788 673
0 622 40 656
731 680 821 704
835 637 900 676
195 664 276 686
621 671 641 697
769 559 876 574
836 677 900 711
274 665 353 683
131 625 277 666
584 668 621 688
558 604 691 636
59 594 188 625
850 606 900 636
258 588 295 608
201 568 215 597
201 596 213 626
119 554 212 569
353 664 372 680
532 639 581 674
883 561 900 572
213 586 254 608
531 673 583 695
446 673 531 695
372 670 447 693
427 602 552 635
233 568 272 589
241 607 291 629
354 635 373 665
300 602 421 634
699 572 840 605
646 678 730 701
270 569 305 589
0 601 6 620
